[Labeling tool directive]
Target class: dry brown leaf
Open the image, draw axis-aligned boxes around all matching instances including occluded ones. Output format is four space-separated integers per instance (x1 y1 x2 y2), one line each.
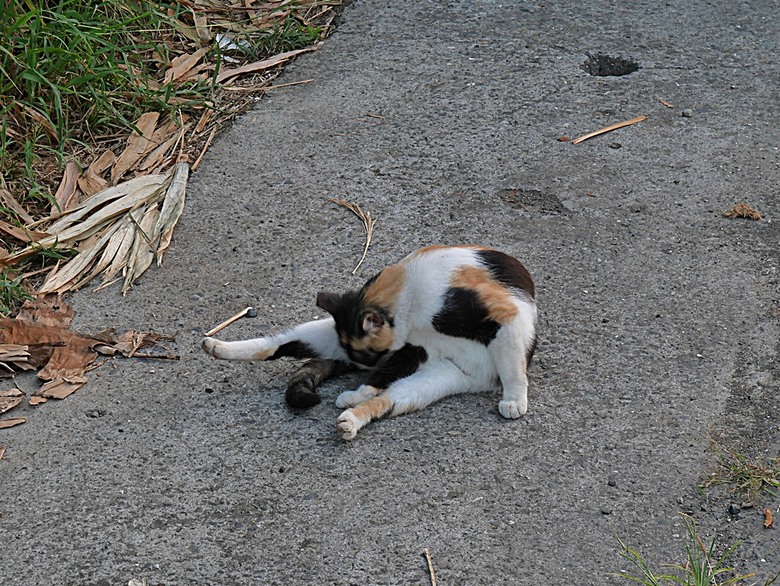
0 319 100 383
96 214 139 290
0 396 22 414
29 396 47 406
0 189 34 224
0 446 5 460
39 222 124 294
0 388 24 398
16 294 74 328
0 417 26 429
78 150 117 197
765 508 774 529
193 1 212 44
123 204 161 293
216 45 319 84
111 112 161 185
44 172 168 235
0 219 50 243
138 123 190 172
164 47 210 85
723 203 762 221
37 377 87 400
154 162 189 261
53 160 81 212
16 103 57 140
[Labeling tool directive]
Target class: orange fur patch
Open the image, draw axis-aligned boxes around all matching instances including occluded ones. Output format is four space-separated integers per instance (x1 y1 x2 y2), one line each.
350 395 393 421
362 264 406 311
349 327 394 352
451 266 518 323
414 244 486 256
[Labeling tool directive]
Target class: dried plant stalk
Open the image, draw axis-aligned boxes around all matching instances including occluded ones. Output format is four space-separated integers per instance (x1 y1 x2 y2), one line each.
328 198 377 274
571 115 648 144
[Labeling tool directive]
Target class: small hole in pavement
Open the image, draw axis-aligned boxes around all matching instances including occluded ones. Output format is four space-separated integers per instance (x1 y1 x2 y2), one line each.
582 54 639 77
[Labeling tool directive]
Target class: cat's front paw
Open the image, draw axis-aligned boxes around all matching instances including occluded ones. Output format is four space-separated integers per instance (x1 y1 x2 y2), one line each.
335 390 361 408
336 410 361 440
498 399 527 419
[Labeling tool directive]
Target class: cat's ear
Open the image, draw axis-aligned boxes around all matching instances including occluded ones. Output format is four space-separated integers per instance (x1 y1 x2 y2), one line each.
316 291 342 316
362 311 385 336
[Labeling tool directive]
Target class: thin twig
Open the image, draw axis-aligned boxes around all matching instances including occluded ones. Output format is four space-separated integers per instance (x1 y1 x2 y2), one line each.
328 198 376 274
129 352 181 360
571 115 648 145
423 548 437 586
192 126 217 172
206 306 253 337
222 79 314 92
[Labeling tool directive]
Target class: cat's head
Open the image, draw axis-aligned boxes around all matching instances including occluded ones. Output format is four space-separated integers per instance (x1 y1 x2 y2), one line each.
316 290 394 367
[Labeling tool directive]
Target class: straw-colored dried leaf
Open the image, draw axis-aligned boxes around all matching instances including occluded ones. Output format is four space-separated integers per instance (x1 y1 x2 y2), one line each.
723 203 762 221
0 417 26 429
328 198 377 274
111 113 161 184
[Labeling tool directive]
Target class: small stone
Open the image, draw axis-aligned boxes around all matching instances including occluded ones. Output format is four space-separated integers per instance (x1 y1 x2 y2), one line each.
85 409 106 418
607 476 617 487
728 503 740 515
681 109 694 117
205 387 214 394
247 308 258 318
601 508 613 515
608 142 622 149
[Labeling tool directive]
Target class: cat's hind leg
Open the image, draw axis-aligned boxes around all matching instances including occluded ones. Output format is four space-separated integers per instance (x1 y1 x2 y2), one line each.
490 301 537 419
334 343 427 408
336 359 479 440
286 358 354 408
201 317 348 362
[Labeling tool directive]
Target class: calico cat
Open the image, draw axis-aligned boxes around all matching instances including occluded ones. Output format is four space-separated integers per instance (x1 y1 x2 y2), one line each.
201 245 537 440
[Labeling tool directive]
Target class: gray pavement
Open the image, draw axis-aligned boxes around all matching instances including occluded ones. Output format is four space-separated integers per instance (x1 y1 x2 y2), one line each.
2 0 780 584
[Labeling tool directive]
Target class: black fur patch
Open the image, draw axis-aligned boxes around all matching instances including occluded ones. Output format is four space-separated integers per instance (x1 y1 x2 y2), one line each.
432 287 501 345
526 332 538 365
285 359 353 409
477 249 535 298
367 344 428 389
270 341 318 360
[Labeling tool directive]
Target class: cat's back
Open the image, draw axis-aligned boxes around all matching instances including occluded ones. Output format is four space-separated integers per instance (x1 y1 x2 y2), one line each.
402 245 535 300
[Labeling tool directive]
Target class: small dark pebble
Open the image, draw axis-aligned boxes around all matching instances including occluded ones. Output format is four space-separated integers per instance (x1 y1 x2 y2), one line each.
601 508 613 515
607 476 617 487
608 142 622 149
205 387 214 394
85 409 106 418
700 503 708 512
247 309 258 318
728 503 740 515
681 109 694 117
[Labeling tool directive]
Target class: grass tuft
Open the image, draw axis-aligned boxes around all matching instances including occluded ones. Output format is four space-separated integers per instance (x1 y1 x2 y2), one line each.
701 441 780 504
615 514 759 586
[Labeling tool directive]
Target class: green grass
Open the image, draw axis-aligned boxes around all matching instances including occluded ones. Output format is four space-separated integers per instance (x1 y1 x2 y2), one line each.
0 0 205 200
615 514 775 586
0 270 33 316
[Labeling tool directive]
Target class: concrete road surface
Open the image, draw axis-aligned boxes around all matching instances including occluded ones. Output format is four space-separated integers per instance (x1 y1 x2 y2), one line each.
2 0 779 584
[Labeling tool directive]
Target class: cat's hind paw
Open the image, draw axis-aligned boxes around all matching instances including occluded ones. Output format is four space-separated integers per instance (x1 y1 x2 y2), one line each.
336 410 361 440
498 399 527 419
201 337 221 358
